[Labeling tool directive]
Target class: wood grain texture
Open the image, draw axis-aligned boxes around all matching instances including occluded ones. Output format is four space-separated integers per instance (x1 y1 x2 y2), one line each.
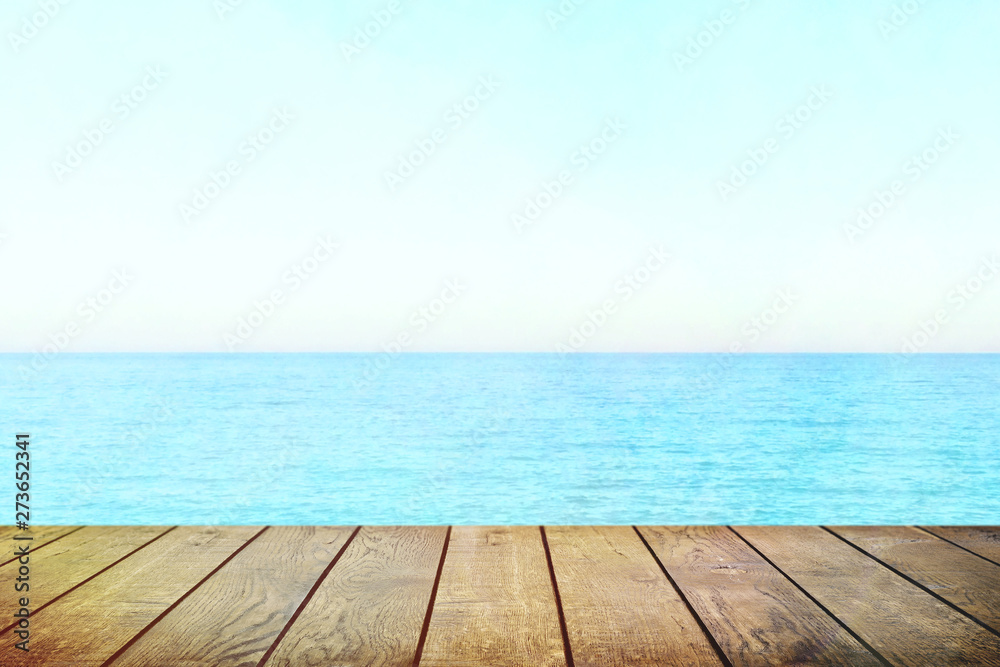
0 526 82 566
922 526 1000 565
829 525 1000 632
0 525 169 626
640 525 881 666
0 525 997 665
419 526 567 667
0 526 22 542
263 525 447 667
737 525 1000 667
547 525 722 667
0 525 261 667
111 526 355 667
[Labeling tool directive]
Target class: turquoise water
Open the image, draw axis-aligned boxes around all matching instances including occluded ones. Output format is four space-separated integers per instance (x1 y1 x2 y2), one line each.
1 353 997 525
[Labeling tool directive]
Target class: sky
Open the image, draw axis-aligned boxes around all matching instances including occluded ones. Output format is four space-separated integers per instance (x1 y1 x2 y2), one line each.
1 0 998 353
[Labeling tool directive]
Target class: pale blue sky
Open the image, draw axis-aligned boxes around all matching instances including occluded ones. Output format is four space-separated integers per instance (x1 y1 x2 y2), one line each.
2 0 998 352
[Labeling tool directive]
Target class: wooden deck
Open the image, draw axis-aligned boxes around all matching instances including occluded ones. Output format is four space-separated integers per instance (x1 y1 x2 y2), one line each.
2 525 999 666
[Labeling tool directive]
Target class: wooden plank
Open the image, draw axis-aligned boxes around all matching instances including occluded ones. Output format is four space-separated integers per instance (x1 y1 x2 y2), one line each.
547 525 722 666
922 526 1000 565
0 526 82 566
639 525 881 666
0 525 262 666
830 525 1000 632
262 525 446 667
0 525 169 628
109 526 355 667
737 525 1000 666
0 526 21 541
419 526 567 667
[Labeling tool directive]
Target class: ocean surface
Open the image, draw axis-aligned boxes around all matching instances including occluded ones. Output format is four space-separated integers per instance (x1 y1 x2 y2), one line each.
1 353 997 525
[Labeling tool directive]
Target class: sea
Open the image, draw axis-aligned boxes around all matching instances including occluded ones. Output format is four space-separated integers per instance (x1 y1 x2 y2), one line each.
2 353 997 525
